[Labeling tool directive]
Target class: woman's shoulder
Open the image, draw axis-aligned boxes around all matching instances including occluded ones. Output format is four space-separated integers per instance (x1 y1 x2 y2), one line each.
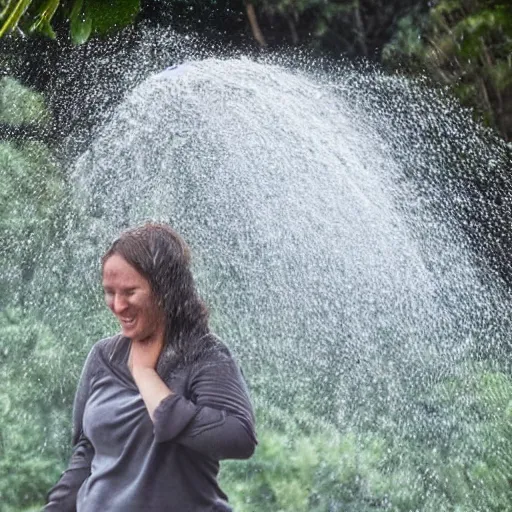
191 333 238 368
86 333 126 364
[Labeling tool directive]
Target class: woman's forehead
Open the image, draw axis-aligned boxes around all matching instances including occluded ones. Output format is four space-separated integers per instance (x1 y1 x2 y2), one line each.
103 254 146 284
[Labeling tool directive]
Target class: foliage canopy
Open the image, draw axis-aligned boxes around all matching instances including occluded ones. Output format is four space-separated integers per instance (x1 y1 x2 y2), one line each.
0 0 140 43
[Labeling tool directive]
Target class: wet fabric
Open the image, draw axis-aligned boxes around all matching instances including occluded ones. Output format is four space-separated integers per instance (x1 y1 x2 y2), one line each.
44 334 257 512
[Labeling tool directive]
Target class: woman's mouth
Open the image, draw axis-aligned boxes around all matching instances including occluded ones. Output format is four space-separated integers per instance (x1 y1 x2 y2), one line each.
120 317 136 327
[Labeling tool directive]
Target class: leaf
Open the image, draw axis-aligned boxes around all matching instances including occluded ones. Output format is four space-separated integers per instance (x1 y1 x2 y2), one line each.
87 0 140 36
69 0 92 45
28 0 60 37
38 18 56 38
68 0 83 21
0 0 32 37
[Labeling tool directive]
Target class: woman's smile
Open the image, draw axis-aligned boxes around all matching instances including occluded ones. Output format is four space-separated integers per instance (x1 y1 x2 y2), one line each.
102 254 165 343
119 316 136 328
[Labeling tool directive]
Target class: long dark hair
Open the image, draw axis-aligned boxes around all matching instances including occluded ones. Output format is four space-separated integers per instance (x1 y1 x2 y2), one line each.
102 223 211 360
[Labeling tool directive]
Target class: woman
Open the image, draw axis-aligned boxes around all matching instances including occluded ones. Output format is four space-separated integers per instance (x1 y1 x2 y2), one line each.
44 223 257 511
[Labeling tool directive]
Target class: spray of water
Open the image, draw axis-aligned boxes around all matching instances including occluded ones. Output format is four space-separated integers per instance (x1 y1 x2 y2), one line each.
3 32 511 510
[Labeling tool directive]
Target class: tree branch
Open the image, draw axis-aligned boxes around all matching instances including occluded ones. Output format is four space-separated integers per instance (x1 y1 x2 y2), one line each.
353 0 368 56
287 14 299 45
245 2 267 47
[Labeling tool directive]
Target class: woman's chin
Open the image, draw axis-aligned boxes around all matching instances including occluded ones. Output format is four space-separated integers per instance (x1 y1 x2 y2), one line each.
121 326 137 339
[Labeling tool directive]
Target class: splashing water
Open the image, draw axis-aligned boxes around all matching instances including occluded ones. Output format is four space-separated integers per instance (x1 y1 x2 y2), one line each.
67 56 508 409
6 44 512 510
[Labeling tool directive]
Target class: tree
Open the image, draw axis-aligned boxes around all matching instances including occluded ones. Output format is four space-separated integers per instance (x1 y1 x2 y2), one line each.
220 363 512 511
383 1 512 139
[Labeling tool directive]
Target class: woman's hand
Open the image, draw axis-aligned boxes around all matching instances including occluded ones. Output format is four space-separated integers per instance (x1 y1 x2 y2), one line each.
128 339 162 373
129 340 173 421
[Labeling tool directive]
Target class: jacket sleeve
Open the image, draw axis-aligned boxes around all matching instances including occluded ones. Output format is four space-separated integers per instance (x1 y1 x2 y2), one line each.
153 349 257 460
43 343 98 511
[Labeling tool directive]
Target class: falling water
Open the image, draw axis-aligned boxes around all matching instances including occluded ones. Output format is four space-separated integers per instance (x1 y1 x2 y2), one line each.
64 57 507 413
5 42 512 510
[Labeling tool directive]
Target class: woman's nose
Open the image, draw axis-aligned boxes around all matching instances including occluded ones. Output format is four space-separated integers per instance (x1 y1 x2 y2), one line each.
112 294 128 314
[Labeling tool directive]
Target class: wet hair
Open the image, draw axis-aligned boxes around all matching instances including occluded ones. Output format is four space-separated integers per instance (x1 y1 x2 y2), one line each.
102 223 210 359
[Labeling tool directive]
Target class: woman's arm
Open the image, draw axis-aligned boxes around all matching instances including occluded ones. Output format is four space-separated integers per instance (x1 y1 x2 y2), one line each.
131 366 173 420
154 349 257 460
129 339 173 420
154 356 257 459
131 338 257 460
44 434 93 511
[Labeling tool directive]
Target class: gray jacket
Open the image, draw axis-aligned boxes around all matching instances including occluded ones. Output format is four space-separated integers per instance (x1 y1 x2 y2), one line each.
44 334 257 511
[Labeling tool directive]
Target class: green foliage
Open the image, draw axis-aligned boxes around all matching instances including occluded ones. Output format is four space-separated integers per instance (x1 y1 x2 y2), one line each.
68 0 140 44
221 406 392 512
0 78 69 308
0 79 76 507
28 0 59 39
423 364 512 510
252 0 369 48
0 76 49 126
0 306 115 511
69 0 92 45
2 346 510 511
383 1 512 138
0 137 65 305
0 0 32 38
381 7 428 65
0 309 69 510
0 0 140 43
220 363 512 512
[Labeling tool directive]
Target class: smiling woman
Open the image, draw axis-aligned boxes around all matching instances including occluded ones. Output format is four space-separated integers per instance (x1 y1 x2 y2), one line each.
102 254 166 346
44 223 257 512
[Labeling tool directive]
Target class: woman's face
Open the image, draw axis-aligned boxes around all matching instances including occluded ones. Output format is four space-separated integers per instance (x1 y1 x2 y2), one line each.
102 254 166 344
